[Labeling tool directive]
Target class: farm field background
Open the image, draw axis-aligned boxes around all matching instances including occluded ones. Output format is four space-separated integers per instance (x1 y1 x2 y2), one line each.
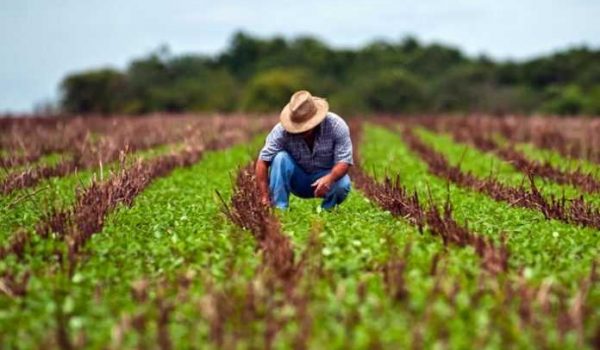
0 114 598 349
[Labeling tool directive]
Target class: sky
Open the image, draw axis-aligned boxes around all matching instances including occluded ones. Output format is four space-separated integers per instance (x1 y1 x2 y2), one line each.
1 0 599 113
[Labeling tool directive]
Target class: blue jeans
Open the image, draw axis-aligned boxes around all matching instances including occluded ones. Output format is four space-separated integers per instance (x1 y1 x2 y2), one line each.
269 151 351 209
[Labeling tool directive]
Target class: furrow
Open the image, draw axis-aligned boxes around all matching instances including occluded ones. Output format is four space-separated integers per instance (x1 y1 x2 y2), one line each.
35 144 206 276
400 125 600 230
359 124 599 347
425 118 600 194
0 117 269 261
351 123 509 274
0 118 205 194
220 163 317 349
223 163 299 283
413 115 600 165
0 136 266 349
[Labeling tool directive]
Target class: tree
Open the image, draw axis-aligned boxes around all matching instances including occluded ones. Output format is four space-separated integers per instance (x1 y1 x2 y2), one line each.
168 69 238 112
61 68 127 115
125 48 171 113
241 68 312 112
431 64 495 112
541 85 590 115
359 69 426 113
55 32 600 116
406 43 465 78
218 31 289 81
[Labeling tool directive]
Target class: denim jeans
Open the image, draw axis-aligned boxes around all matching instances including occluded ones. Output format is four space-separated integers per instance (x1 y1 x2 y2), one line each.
269 151 351 209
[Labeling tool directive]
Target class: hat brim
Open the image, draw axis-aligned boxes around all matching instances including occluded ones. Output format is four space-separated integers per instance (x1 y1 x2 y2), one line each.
280 97 329 134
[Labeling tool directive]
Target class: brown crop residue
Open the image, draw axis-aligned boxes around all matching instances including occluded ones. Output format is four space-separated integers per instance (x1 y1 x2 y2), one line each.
399 125 600 230
350 122 509 275
217 163 321 349
222 164 298 282
0 116 269 267
36 144 204 275
413 115 600 164
0 115 274 195
418 116 600 193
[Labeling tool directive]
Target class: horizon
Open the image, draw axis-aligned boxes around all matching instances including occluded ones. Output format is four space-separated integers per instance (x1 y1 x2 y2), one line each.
2 0 599 113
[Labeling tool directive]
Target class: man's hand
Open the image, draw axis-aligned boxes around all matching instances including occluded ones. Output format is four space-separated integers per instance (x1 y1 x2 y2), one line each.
312 163 350 198
312 174 334 197
260 194 271 207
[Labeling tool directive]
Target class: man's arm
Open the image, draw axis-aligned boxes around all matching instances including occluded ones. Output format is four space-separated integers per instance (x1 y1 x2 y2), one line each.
256 159 271 205
312 162 350 197
312 116 353 197
329 162 350 181
256 124 285 206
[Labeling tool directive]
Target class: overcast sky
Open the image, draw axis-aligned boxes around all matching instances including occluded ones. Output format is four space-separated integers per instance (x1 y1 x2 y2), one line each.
1 0 599 113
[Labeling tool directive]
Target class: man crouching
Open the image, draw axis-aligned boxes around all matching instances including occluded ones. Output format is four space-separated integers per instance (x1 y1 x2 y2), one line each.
256 90 353 210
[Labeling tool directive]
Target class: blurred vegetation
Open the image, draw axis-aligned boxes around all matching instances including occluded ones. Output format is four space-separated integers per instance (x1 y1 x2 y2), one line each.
60 32 600 116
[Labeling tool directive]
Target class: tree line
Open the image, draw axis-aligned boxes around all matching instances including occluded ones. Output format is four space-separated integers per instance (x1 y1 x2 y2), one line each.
60 31 600 116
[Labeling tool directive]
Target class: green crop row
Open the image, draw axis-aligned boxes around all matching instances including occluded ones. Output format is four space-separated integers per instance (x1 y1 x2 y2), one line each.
0 144 174 241
0 153 66 181
278 194 500 349
516 142 600 179
416 127 600 207
362 125 598 283
1 126 597 349
357 125 599 348
0 139 262 349
0 142 188 347
273 141 595 348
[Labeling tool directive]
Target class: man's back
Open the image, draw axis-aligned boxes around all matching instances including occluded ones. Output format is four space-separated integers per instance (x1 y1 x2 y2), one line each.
255 90 353 210
259 112 353 174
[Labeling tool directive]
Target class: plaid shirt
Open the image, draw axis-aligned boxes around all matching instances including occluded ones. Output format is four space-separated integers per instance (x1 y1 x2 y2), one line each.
258 112 354 174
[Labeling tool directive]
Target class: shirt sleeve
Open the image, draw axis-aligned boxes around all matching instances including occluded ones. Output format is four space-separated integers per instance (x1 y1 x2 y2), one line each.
333 119 354 165
258 124 285 162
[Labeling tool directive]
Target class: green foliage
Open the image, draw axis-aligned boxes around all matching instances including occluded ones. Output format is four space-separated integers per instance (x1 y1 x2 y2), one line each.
584 86 600 114
328 89 369 116
0 139 263 348
123 49 238 113
1 127 599 348
358 69 426 113
516 142 600 178
145 69 237 113
362 125 599 281
520 47 600 89
61 68 127 114
540 84 600 115
241 68 313 112
59 33 600 115
416 127 600 209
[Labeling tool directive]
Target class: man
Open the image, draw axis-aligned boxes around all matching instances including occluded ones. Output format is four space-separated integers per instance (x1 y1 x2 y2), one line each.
256 90 353 209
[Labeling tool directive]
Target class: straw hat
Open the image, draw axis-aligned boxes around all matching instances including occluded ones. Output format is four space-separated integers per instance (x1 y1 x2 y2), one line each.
280 90 329 134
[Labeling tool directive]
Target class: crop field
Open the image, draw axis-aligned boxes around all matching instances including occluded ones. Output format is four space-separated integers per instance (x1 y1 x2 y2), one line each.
0 114 598 349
